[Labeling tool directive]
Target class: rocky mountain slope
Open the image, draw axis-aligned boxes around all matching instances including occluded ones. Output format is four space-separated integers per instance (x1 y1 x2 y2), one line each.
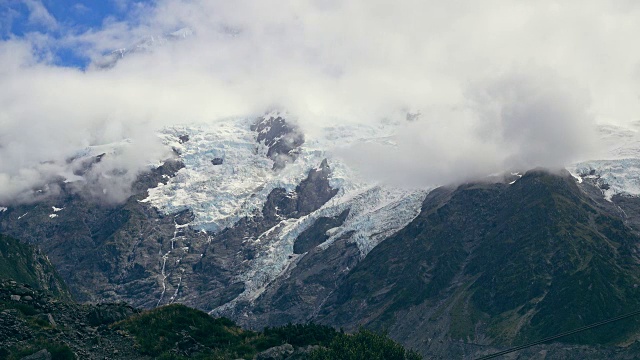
0 114 424 313
0 231 421 360
317 169 640 355
4 116 640 358
0 278 141 359
0 234 69 300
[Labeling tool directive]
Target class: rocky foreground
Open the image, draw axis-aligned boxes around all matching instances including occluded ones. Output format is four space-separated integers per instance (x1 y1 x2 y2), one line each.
0 278 422 360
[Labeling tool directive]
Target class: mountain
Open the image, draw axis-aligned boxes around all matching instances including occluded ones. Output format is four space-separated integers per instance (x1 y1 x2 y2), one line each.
4 115 640 358
0 114 423 311
318 169 640 354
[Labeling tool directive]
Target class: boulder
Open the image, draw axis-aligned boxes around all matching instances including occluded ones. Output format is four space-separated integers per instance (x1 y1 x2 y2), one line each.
20 349 52 360
255 344 294 360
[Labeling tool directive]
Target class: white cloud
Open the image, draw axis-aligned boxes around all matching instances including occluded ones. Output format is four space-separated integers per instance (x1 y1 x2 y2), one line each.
1 0 639 202
111 0 130 13
24 0 58 30
72 4 90 14
340 67 599 187
0 7 21 37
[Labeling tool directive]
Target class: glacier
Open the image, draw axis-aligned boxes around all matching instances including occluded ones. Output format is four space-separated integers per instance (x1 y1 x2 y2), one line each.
570 124 640 200
141 115 428 308
136 117 640 311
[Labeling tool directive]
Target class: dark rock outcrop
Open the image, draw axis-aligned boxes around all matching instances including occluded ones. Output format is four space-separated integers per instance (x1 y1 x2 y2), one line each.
251 116 305 170
294 209 350 254
132 158 184 193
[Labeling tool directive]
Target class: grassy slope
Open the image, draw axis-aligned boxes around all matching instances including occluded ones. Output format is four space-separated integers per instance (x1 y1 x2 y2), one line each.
115 303 422 359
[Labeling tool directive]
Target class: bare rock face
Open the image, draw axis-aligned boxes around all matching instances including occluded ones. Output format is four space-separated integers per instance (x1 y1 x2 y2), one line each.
261 159 338 222
251 116 304 170
294 209 350 254
0 158 189 306
295 159 338 215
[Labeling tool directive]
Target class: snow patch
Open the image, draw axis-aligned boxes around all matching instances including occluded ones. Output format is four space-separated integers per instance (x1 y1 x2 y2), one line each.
325 227 339 237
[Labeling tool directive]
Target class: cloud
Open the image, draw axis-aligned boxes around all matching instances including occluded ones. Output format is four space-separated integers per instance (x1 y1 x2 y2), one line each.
1 0 639 203
111 0 132 13
24 0 58 30
340 67 599 187
72 4 90 14
0 40 174 205
0 6 21 37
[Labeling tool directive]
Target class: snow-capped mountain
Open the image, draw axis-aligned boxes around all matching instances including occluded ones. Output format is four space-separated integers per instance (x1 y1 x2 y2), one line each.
0 113 426 315
4 113 640 358
141 113 427 313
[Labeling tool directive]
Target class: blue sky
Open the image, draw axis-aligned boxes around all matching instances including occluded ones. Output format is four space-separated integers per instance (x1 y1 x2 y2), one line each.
1 0 153 68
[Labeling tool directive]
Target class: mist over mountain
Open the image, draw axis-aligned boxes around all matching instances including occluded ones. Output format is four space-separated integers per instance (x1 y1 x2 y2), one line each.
3 1 639 203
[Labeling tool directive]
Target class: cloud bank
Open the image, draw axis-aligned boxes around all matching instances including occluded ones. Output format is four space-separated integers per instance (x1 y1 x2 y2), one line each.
1 0 640 203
